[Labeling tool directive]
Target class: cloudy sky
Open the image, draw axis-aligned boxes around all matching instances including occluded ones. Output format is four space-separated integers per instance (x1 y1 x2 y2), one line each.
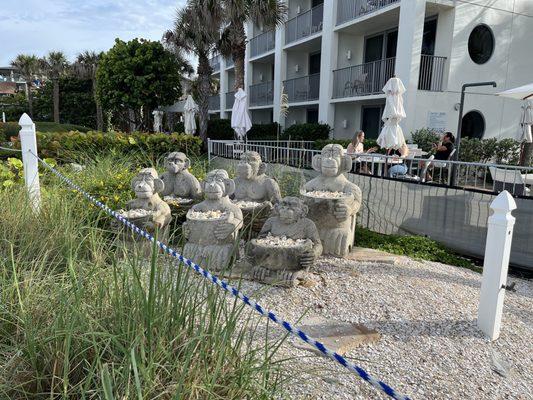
0 0 186 66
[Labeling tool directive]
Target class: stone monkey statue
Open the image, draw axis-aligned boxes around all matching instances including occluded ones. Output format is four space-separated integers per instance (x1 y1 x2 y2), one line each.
303 144 362 257
160 152 202 200
182 169 243 271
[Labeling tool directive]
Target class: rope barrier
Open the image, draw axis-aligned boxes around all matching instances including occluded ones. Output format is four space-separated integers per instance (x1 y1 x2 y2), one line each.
30 150 410 400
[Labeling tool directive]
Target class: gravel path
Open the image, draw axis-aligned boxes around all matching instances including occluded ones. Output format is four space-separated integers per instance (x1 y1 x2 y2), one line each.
237 256 533 400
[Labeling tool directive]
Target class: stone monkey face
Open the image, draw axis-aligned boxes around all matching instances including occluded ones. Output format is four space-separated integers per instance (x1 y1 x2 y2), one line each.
313 144 352 177
165 152 189 174
131 168 164 199
237 151 263 179
276 197 308 225
202 169 235 200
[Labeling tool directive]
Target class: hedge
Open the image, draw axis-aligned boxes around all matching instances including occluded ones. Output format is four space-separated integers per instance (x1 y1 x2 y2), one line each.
281 123 331 141
1 121 92 142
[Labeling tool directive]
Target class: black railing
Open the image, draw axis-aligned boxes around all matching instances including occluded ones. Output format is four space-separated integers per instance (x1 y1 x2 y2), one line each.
250 30 276 58
283 74 320 102
249 81 274 106
332 57 395 98
285 3 324 44
208 94 220 110
418 55 447 91
225 91 235 109
337 0 400 26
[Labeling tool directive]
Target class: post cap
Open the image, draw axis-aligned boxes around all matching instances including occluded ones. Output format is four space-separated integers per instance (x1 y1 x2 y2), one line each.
18 113 34 127
490 191 517 213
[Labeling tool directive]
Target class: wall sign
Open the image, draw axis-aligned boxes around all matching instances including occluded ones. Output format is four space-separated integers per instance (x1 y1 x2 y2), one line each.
427 112 447 132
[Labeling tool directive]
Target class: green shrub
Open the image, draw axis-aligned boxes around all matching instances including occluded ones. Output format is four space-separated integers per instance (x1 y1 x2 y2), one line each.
411 128 440 153
0 122 20 141
459 137 521 165
282 123 331 141
36 121 92 133
207 118 234 140
247 122 280 140
0 92 28 121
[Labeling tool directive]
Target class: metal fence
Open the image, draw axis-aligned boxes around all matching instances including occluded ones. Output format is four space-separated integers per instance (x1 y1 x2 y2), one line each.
283 73 320 103
225 91 235 109
250 30 276 58
208 94 220 111
337 0 400 25
418 55 447 92
333 58 396 98
285 3 324 44
249 81 274 106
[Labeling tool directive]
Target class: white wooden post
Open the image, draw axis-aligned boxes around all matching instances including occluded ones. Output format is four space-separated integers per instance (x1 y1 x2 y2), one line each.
2 112 5 123
18 113 41 212
477 191 517 340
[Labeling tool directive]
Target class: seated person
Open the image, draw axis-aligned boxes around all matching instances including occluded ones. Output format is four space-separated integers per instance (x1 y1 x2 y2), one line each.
386 143 410 178
347 130 377 174
419 132 456 181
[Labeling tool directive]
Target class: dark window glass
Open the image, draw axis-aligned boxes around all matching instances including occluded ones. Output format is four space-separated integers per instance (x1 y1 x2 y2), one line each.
307 108 319 124
364 35 384 63
361 106 384 139
309 52 321 74
468 25 494 64
461 110 485 139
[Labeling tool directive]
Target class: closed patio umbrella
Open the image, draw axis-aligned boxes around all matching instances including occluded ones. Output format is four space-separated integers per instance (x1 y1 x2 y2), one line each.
183 95 198 135
231 88 252 140
519 100 533 143
377 77 406 150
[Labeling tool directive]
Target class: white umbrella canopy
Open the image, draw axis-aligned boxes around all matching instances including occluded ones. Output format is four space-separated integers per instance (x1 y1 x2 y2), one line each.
183 95 198 135
377 77 407 150
231 88 252 140
519 100 533 143
497 83 533 100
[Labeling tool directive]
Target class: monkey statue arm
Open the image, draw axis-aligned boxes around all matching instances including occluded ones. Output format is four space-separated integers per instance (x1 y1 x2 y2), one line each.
186 172 202 199
150 199 172 229
257 218 273 239
214 207 243 241
265 178 282 204
333 183 362 221
299 219 323 268
159 172 174 197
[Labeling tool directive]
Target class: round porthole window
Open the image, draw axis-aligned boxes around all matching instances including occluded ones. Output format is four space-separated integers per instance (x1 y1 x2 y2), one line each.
461 110 485 139
468 24 494 64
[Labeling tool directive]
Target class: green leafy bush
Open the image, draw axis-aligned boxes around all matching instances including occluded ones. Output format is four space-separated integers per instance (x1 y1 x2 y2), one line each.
207 118 233 140
459 137 520 165
411 128 440 153
0 122 20 141
247 122 279 140
0 92 28 121
282 123 331 141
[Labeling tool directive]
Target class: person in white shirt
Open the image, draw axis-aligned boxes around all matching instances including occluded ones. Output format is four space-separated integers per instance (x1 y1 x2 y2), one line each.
346 131 377 173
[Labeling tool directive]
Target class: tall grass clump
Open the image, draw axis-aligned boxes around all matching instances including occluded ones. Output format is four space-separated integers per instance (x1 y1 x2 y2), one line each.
0 179 287 398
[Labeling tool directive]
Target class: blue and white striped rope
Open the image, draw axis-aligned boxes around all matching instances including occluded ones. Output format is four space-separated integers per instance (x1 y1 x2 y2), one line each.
32 150 410 400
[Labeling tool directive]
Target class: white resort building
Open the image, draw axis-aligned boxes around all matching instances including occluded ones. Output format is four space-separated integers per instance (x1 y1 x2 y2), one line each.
208 0 533 140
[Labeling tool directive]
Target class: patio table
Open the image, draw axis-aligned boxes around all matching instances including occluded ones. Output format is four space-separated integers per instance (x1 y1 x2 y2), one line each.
353 155 402 176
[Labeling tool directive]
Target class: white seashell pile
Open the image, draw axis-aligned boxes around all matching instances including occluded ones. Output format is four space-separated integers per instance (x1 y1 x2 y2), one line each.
188 210 227 220
118 209 153 219
255 233 309 247
304 190 348 199
233 200 262 209
164 196 193 204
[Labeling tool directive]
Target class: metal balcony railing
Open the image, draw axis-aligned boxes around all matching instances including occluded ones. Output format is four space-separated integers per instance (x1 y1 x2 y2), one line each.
209 56 220 72
285 3 324 45
225 91 235 109
208 94 220 110
336 0 400 25
249 81 274 106
332 57 395 98
283 74 320 103
250 30 276 58
418 55 447 92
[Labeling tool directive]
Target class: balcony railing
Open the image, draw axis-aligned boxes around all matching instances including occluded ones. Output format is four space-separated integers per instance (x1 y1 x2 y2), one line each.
283 74 320 103
225 91 235 109
225 57 234 69
249 81 274 106
250 30 276 58
209 56 220 72
418 55 447 92
332 57 395 98
337 0 400 26
285 3 324 45
209 94 220 110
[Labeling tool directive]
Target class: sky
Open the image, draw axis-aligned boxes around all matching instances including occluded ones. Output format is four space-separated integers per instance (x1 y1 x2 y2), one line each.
0 0 187 66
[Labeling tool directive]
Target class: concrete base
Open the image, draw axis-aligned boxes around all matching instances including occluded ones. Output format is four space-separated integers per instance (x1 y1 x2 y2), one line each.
293 316 380 355
346 247 404 265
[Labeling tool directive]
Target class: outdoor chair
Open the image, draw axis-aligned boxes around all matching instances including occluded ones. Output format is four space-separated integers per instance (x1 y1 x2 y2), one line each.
343 73 368 97
430 149 455 184
489 167 531 197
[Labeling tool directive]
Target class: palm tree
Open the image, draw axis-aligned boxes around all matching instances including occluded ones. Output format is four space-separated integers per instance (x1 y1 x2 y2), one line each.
40 51 68 123
219 0 286 91
73 51 104 131
11 54 40 117
164 0 222 144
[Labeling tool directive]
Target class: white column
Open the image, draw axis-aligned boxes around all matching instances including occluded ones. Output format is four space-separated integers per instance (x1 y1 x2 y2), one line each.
394 0 426 136
245 22 253 111
318 0 337 135
2 112 5 123
18 113 41 212
477 191 517 341
273 17 286 127
220 55 227 118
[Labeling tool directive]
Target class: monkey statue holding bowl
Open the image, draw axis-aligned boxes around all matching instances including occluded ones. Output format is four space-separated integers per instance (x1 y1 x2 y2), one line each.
182 169 243 271
302 144 362 257
115 168 172 252
244 196 323 287
160 152 202 211
232 151 281 237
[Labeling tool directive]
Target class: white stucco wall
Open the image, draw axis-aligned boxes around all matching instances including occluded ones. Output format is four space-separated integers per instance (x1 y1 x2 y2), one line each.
251 62 274 84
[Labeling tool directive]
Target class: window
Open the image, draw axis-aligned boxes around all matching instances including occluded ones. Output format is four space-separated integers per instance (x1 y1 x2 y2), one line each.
461 111 485 139
468 25 494 65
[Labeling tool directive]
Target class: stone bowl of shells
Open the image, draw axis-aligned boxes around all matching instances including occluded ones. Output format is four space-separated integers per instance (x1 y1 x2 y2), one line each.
249 233 313 271
116 208 155 224
164 195 195 213
233 200 272 235
185 209 235 245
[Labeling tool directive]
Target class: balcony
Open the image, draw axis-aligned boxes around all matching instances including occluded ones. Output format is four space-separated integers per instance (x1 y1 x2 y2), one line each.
283 74 320 103
285 3 323 45
249 81 274 107
418 55 447 92
250 30 276 58
226 91 235 109
225 57 234 69
209 94 220 110
336 0 400 26
209 56 220 73
332 57 395 99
